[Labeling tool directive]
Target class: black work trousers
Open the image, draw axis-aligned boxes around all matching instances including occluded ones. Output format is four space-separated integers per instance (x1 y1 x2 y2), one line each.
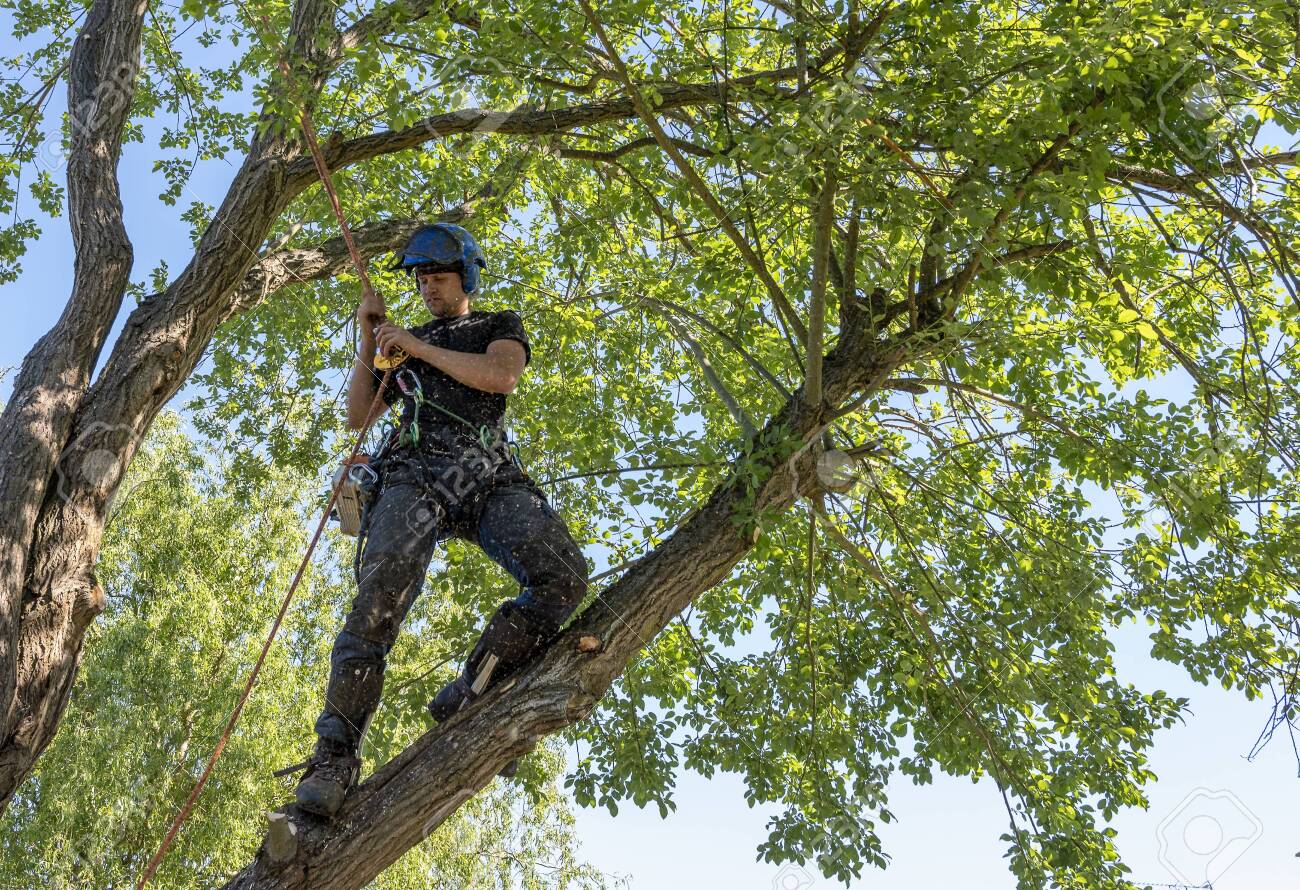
313 439 588 755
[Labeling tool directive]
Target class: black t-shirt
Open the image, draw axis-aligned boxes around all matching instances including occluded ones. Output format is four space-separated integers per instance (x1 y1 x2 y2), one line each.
382 309 531 447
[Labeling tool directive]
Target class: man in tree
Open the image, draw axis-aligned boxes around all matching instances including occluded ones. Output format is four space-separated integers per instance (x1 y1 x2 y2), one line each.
294 223 590 819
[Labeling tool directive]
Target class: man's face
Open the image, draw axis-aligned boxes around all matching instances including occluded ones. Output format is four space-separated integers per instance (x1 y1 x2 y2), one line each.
415 268 469 318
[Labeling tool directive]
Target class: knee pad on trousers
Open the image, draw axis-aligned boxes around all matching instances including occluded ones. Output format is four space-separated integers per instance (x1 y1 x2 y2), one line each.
516 559 588 638
549 565 589 611
331 628 387 665
538 535 590 610
326 656 385 717
464 600 551 686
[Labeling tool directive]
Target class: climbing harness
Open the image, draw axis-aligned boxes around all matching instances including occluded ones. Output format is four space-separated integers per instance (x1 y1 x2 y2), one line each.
337 347 530 586
387 363 525 467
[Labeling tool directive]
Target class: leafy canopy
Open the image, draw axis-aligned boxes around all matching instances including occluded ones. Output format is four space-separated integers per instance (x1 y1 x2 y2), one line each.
1 0 1298 886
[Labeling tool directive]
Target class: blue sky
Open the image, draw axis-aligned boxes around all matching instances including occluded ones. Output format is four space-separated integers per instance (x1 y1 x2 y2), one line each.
3 27 1299 890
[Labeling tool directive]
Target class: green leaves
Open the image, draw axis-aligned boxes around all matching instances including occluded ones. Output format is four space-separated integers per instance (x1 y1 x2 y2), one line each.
5 0 1297 883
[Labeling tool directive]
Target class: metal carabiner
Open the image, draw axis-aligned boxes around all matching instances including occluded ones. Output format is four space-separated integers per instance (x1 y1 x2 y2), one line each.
395 367 423 400
347 462 380 487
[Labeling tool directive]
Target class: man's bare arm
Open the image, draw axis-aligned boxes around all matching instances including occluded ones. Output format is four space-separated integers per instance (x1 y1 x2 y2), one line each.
346 324 389 430
373 322 528 395
415 338 527 394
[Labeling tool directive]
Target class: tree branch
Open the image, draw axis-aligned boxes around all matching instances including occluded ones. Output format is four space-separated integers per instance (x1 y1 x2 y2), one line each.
324 0 480 71
806 157 837 407
283 71 800 190
659 312 757 438
576 0 809 342
884 240 1076 325
642 297 793 399
233 153 528 315
557 134 716 162
941 92 1107 313
1107 159 1300 302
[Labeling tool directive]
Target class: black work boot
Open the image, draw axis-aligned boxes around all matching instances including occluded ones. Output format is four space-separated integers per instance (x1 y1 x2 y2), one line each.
295 745 361 818
428 601 553 780
428 674 475 722
428 600 549 722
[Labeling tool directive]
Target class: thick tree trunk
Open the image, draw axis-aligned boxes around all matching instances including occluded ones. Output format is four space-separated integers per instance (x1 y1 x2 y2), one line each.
0 0 341 809
0 111 300 817
0 0 147 803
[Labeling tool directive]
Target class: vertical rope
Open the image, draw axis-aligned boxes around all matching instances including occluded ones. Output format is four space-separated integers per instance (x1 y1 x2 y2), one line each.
135 378 390 889
136 90 399 890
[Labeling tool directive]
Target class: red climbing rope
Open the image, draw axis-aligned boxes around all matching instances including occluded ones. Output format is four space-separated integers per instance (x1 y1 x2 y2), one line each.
136 108 397 889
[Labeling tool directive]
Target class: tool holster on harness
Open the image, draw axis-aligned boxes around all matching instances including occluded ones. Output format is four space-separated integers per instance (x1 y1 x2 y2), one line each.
331 456 381 537
329 419 404 539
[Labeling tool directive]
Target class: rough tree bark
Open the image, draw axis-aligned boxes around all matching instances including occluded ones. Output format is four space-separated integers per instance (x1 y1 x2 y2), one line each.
0 0 148 800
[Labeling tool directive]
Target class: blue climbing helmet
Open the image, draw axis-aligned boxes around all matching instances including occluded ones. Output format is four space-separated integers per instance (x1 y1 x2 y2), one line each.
389 222 487 294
